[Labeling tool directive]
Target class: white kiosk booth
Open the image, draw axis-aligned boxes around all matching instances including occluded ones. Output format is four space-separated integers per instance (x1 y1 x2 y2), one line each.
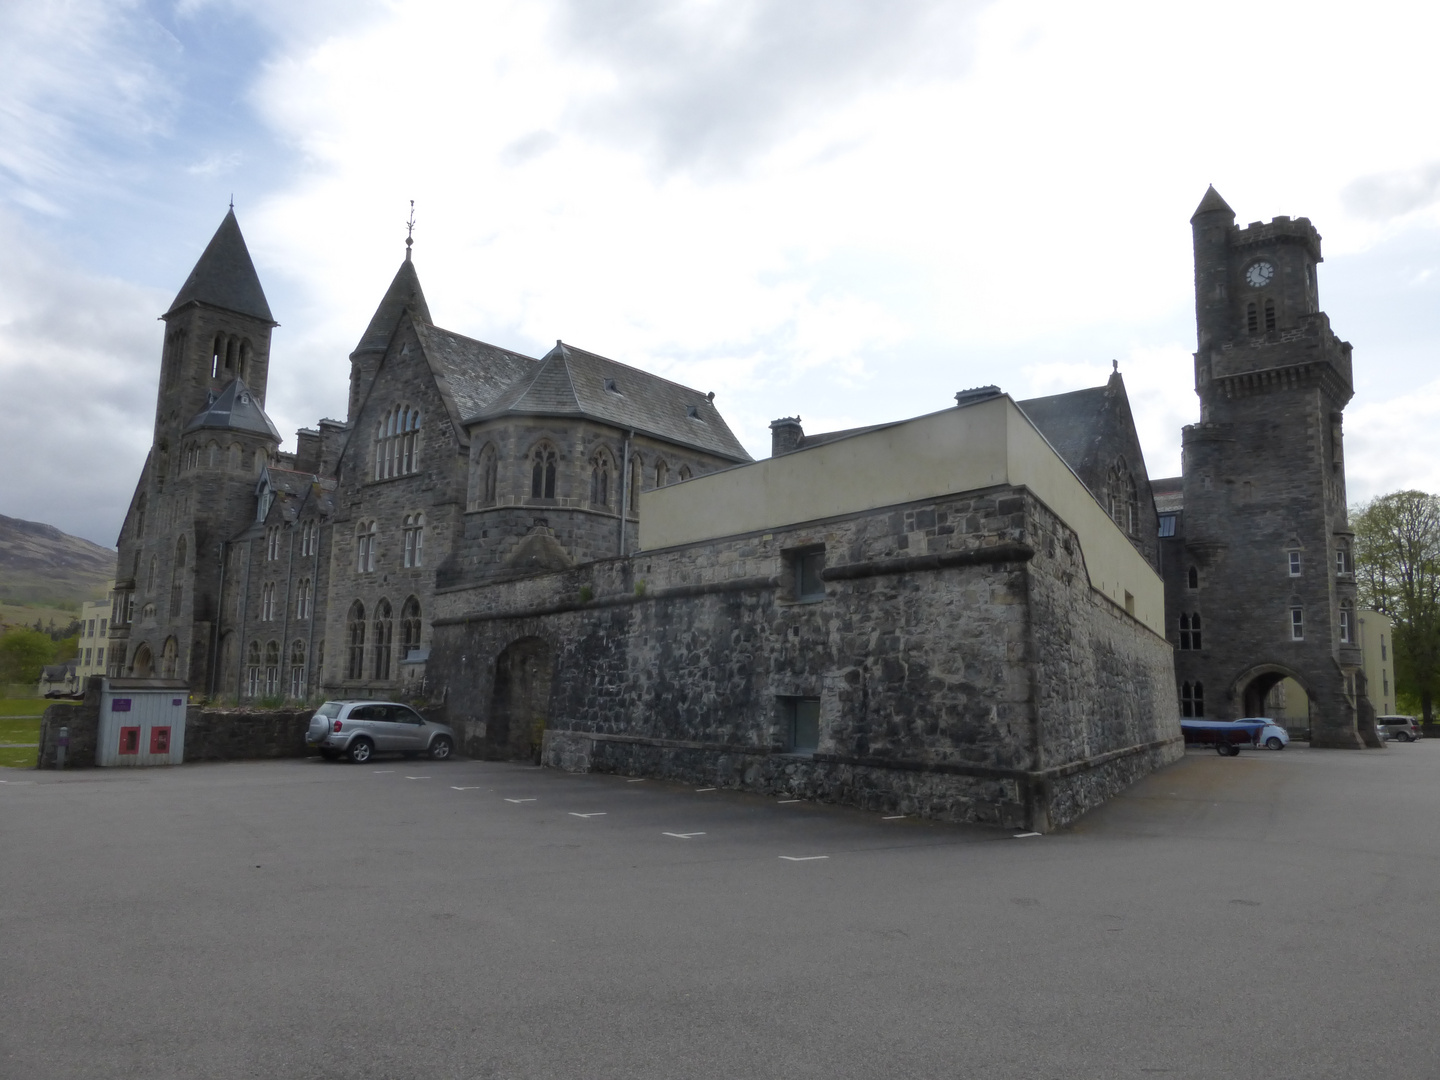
96 679 188 766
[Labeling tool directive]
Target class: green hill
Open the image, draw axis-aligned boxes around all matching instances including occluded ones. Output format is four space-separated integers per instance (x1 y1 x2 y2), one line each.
0 513 116 609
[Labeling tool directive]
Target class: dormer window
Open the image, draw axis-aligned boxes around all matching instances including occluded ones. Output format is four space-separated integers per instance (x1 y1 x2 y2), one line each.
686 405 703 421
604 378 620 394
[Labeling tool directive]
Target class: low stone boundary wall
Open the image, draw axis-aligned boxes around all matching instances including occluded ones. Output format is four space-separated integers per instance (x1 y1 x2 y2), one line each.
183 707 313 762
34 700 314 768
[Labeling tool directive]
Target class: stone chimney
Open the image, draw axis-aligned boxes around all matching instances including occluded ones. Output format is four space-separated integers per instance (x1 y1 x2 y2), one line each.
769 416 804 456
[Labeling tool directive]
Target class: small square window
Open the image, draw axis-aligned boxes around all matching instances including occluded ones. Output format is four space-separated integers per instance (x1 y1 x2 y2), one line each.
782 697 820 753
792 547 826 601
1288 551 1301 576
118 726 140 755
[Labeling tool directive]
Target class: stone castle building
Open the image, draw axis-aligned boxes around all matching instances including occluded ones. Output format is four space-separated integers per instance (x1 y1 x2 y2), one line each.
104 186 1374 830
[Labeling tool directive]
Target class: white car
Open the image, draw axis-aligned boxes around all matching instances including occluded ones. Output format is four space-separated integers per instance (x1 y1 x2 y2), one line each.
1235 717 1289 750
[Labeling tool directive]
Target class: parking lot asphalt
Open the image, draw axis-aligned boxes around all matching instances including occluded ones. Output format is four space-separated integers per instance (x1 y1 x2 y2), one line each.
2 742 1438 1080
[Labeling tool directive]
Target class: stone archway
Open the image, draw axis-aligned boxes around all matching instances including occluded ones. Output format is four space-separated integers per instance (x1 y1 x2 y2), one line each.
131 643 154 678
1231 663 1312 730
490 637 554 762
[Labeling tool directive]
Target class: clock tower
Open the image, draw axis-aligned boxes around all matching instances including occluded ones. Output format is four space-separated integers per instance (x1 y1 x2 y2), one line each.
1166 187 1368 748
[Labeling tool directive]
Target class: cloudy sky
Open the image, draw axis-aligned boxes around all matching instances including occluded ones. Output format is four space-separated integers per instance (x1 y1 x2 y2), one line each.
2 0 1438 548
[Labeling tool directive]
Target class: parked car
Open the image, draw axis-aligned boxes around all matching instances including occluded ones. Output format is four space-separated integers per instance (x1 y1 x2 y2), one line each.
1235 717 1289 751
306 701 455 763
1376 715 1421 742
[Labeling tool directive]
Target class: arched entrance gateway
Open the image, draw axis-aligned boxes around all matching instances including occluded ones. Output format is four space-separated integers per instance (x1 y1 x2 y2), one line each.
489 638 554 762
130 643 154 678
1233 664 1314 732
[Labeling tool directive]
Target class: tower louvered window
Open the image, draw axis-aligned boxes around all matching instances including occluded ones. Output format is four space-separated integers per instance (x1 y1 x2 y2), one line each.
1246 302 1258 334
1264 299 1276 331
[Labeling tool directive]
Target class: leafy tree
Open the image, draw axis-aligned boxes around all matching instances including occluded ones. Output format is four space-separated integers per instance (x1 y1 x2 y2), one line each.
1352 491 1440 722
53 634 79 663
0 628 58 686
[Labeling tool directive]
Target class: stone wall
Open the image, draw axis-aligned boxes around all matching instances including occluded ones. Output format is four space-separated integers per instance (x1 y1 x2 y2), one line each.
429 484 1181 831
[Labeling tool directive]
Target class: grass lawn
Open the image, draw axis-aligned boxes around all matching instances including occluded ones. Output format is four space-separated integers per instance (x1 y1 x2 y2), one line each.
0 716 42 768
0 698 76 718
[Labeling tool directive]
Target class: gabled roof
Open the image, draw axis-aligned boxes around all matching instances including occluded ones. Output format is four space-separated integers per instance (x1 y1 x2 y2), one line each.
471 341 751 462
257 467 337 527
1151 476 1184 514
352 257 431 356
183 377 281 439
165 209 274 323
1016 384 1112 474
409 322 538 430
1191 184 1235 222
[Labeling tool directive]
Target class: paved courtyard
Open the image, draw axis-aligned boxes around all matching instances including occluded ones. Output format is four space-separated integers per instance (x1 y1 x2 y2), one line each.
2 741 1437 1079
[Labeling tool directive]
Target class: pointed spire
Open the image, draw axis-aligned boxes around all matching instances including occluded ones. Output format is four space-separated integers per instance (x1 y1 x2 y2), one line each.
166 208 274 323
1191 184 1235 223
405 200 416 263
351 256 432 356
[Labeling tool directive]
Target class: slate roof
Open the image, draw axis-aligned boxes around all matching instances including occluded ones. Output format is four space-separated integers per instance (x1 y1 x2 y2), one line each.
165 209 274 323
1015 385 1111 475
258 467 338 528
470 342 751 462
183 378 282 439
1150 476 1184 514
409 322 539 428
1191 184 1235 221
353 256 432 356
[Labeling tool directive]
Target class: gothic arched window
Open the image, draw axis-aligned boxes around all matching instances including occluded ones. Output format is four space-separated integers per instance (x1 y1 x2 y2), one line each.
678 465 692 482
356 521 376 573
655 459 669 487
246 640 262 698
590 451 612 508
530 444 558 499
264 640 280 696
629 455 642 513
400 596 422 660
373 599 394 681
346 602 366 680
374 405 422 480
289 639 306 699
479 444 499 507
160 636 178 679
1106 459 1139 536
1187 565 1199 590
403 513 424 568
147 556 158 595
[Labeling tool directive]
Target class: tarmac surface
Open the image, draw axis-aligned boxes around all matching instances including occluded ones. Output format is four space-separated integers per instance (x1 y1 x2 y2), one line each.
2 741 1437 1079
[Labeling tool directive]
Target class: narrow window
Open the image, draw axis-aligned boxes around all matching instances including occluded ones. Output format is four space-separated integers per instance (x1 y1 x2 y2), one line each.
246 641 261 698
1187 566 1198 590
1381 635 1388 661
1290 607 1304 640
296 578 311 620
531 446 557 499
655 460 669 487
265 640 280 696
401 597 422 660
678 465 692 482
169 536 187 617
1264 299 1276 331
1339 604 1352 644
289 640 306 699
630 456 642 514
347 603 366 679
480 446 498 507
782 697 821 754
1190 613 1201 650
1247 302 1259 334
1288 551 1301 577
373 599 393 681
403 515 415 567
1336 546 1350 575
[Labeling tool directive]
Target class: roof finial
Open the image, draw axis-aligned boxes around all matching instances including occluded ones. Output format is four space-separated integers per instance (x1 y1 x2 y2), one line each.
1112 359 1119 373
229 193 234 211
405 200 416 261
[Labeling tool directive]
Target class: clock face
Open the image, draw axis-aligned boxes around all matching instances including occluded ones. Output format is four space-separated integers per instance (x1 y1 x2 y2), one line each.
1245 261 1275 288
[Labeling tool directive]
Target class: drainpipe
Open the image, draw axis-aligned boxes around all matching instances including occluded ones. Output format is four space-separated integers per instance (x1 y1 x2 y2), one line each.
618 430 634 557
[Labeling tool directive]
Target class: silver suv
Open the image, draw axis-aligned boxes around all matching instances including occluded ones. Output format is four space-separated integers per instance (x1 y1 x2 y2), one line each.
307 701 456 763
1376 715 1422 743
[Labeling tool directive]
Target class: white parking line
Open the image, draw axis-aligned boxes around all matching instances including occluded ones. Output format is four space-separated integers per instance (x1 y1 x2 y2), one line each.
1013 832 1042 838
695 787 716 792
569 812 607 818
662 832 706 839
504 798 537 804
779 855 829 862
373 770 394 774
626 778 646 783
405 776 431 780
451 786 483 791
777 799 801 804
882 815 906 820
